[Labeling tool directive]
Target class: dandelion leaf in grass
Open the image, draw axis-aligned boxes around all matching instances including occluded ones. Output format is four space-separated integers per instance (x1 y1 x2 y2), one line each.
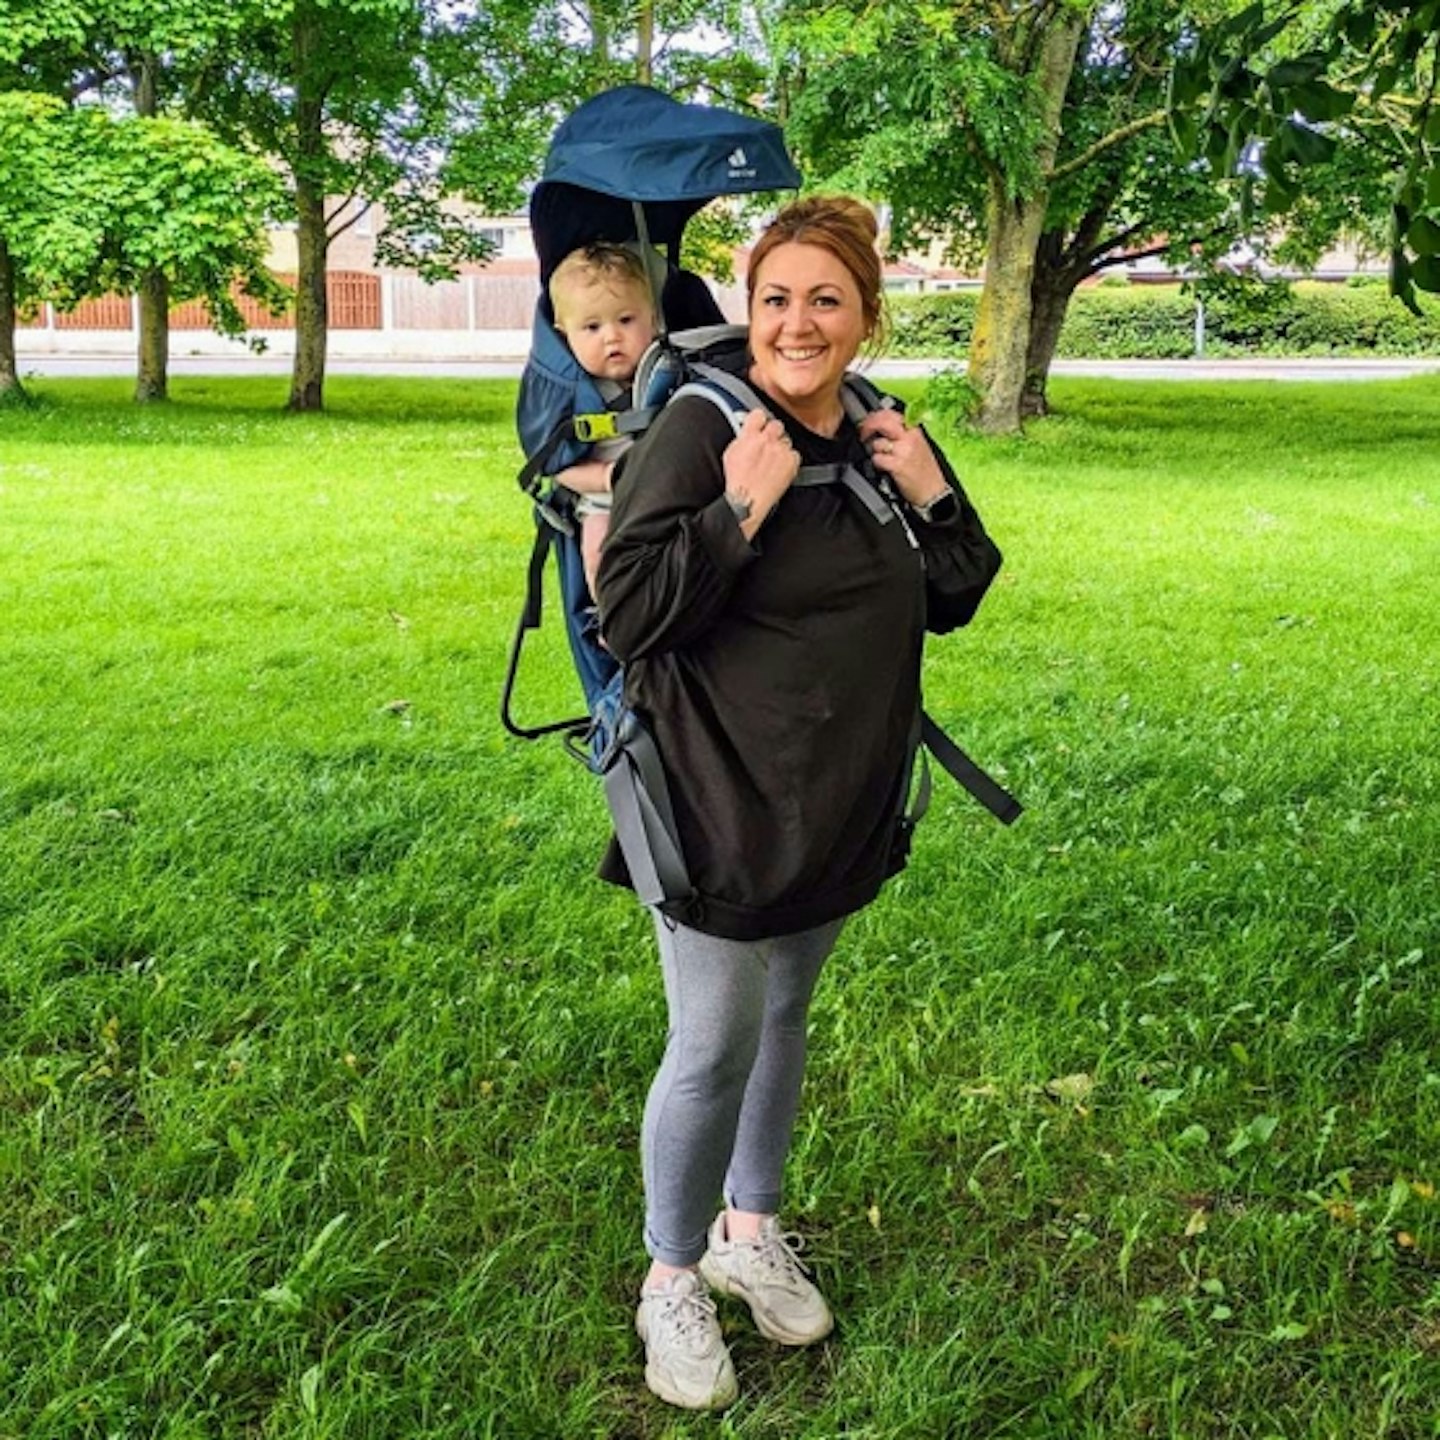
1269 1321 1310 1342
1045 1072 1095 1104
1225 1113 1280 1158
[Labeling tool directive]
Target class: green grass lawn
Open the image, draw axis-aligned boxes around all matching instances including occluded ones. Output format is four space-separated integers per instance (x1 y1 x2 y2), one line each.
1 375 1437 1439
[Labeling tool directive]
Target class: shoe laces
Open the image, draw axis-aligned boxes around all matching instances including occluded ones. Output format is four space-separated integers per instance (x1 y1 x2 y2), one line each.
749 1224 813 1289
652 1282 721 1349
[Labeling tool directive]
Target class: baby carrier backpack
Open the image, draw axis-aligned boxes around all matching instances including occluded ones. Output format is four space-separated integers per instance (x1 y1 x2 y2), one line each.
501 86 1020 913
504 85 800 741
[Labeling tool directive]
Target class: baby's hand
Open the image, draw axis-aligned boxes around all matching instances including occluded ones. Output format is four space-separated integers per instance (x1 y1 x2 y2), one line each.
554 458 613 496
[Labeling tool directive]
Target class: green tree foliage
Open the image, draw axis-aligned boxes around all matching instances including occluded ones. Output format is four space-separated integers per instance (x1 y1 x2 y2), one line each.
772 0 1419 431
1179 0 1440 310
84 118 283 325
1 4 90 400
4 0 555 411
773 0 1251 430
0 0 284 402
78 0 254 400
0 92 277 402
0 95 81 399
189 0 503 410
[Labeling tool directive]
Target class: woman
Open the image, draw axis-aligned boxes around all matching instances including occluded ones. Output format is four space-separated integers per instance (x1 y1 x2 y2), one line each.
595 195 1003 1411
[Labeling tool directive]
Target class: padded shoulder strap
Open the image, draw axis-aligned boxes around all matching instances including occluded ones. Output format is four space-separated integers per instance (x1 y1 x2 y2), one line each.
840 371 900 425
669 376 857 492
677 363 767 432
670 369 912 516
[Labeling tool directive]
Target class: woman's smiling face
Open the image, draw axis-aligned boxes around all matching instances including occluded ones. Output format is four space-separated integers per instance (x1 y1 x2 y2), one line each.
747 241 870 433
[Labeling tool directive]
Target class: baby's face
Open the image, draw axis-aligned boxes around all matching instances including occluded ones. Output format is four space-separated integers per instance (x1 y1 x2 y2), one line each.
556 276 656 383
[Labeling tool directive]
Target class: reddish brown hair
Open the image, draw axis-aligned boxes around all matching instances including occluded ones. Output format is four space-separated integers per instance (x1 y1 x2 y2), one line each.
746 195 886 350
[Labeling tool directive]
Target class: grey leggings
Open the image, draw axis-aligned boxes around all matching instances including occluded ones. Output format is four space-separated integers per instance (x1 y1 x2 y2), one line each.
642 912 845 1267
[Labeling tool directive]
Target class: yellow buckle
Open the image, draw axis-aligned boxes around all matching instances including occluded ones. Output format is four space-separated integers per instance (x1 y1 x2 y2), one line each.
573 412 618 443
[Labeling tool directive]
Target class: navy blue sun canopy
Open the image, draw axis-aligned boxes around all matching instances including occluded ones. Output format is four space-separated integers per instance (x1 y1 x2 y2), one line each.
530 85 801 284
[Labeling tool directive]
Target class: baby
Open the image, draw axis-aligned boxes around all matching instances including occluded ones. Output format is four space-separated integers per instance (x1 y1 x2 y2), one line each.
549 243 658 595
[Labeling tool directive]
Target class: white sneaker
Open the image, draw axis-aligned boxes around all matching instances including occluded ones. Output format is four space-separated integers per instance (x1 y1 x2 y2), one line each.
699 1214 834 1345
635 1269 738 1411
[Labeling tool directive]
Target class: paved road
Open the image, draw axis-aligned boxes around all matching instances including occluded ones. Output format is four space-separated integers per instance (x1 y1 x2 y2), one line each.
1050 356 1440 382
14 353 1440 382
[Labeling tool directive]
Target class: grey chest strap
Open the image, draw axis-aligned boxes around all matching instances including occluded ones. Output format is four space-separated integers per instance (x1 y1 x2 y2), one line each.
671 371 897 525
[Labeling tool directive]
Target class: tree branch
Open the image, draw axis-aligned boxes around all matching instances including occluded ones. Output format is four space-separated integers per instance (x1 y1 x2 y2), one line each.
1083 219 1236 277
1015 0 1068 76
1089 240 1172 272
1062 186 1124 273
326 201 373 243
1081 218 1152 263
1048 107 1168 183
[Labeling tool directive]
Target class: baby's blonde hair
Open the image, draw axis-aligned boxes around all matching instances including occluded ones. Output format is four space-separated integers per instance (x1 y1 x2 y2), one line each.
549 243 654 328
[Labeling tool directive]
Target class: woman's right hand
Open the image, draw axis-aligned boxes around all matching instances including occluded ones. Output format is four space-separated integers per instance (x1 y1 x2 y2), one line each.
721 410 799 539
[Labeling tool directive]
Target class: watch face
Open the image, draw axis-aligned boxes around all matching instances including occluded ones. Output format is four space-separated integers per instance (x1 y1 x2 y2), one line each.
923 493 958 523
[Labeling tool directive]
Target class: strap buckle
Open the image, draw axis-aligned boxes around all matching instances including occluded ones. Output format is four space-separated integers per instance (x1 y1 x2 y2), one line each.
574 412 619 443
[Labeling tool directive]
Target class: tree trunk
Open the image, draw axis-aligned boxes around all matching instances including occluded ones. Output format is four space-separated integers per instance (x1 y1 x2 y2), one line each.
132 51 169 402
290 177 328 411
0 237 24 404
636 0 654 84
587 0 609 69
1021 237 1082 420
136 268 169 402
969 187 1049 434
289 8 328 412
966 14 1086 434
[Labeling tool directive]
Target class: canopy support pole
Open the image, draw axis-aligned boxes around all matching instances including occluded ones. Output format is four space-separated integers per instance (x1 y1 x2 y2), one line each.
631 199 668 343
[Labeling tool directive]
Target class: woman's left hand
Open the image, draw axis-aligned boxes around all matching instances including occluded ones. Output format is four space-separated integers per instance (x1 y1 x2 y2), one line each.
858 411 948 510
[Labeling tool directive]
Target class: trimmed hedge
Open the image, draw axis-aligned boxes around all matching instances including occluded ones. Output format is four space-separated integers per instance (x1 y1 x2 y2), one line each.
886 281 1440 359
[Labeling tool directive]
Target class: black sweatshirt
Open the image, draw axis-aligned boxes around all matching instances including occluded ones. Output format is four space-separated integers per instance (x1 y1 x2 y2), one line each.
594 387 1001 939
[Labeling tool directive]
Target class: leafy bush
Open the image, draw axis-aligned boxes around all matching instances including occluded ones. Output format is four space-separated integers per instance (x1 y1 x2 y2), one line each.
1054 287 1197 358
888 290 979 355
886 281 1440 358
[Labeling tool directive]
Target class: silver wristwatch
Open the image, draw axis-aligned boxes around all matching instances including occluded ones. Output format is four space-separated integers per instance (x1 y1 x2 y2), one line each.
910 489 958 524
